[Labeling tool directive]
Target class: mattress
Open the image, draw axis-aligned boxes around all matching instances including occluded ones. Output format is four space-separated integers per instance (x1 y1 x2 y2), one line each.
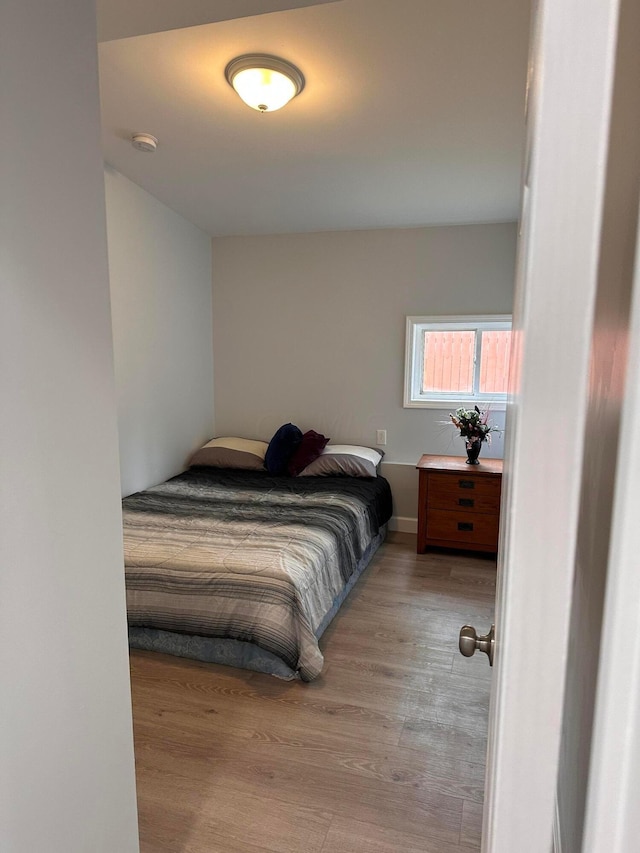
123 467 392 681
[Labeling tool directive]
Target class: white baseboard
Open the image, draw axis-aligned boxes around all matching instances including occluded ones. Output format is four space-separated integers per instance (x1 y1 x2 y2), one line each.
552 793 563 853
388 516 418 534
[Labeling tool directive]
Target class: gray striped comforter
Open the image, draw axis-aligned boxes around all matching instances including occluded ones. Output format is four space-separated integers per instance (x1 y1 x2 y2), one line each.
123 468 392 681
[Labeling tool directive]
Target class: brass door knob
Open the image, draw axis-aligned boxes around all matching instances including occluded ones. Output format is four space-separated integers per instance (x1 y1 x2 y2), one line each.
459 624 495 666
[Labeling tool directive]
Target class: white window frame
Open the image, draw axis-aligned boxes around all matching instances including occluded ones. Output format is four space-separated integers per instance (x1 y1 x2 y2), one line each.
404 314 512 409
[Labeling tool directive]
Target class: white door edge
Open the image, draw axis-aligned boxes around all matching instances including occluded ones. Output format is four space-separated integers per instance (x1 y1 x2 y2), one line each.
552 792 563 853
581 204 640 852
482 0 622 849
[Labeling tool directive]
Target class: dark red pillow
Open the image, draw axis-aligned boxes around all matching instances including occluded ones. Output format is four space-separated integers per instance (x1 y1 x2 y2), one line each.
288 430 330 476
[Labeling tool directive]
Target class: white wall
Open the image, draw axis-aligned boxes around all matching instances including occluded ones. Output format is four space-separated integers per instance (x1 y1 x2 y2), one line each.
0 2 138 851
105 166 214 496
212 224 516 524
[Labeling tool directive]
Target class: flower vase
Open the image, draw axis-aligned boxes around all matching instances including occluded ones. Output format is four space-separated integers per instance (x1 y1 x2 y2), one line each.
465 438 482 465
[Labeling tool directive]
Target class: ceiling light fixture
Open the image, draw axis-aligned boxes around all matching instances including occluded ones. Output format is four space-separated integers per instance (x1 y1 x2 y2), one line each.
225 54 305 113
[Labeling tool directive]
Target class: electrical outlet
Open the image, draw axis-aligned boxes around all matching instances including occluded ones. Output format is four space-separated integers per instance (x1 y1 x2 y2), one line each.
376 429 387 446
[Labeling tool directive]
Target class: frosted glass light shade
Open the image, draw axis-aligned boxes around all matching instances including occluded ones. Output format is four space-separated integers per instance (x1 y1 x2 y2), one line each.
232 67 297 112
225 55 305 113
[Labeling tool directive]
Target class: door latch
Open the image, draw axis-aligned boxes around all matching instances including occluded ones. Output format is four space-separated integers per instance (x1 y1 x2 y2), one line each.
459 624 495 666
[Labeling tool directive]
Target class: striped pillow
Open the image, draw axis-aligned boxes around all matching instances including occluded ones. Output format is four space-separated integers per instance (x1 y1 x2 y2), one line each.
298 445 383 478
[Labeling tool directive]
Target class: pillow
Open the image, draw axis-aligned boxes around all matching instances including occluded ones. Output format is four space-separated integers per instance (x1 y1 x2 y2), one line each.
188 437 268 470
265 423 303 475
298 444 384 478
287 429 330 476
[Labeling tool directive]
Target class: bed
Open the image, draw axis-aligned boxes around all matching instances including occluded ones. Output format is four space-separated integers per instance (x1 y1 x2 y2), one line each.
123 466 392 681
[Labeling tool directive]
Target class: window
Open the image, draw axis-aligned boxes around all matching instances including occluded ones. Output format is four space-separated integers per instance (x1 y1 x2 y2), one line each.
404 315 512 408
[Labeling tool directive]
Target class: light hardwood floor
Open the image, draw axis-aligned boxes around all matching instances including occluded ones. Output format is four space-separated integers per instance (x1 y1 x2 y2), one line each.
130 534 496 853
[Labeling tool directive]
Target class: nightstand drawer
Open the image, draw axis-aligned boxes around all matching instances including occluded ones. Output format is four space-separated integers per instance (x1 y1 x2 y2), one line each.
427 472 501 513
426 508 499 548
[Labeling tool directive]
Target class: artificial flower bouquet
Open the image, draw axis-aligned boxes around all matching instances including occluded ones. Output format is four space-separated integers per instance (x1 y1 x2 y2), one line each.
449 406 500 444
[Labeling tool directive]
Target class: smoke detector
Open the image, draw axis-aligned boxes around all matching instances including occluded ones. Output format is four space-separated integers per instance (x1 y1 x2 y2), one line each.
131 133 158 153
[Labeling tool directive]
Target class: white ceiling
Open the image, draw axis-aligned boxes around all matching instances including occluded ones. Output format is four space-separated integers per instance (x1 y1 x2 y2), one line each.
98 0 531 237
97 0 340 43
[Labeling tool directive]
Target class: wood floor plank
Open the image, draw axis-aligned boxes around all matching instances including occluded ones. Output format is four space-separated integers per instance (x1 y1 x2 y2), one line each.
345 586 495 625
138 805 278 853
320 816 469 853
137 769 332 853
300 665 491 730
364 569 496 604
400 717 488 763
324 653 487 697
358 582 496 617
460 799 484 849
131 538 495 852
321 631 458 672
367 557 454 581
134 735 464 844
131 666 408 747
133 701 486 808
325 609 491 655
321 652 455 691
451 651 494 681
241 727 487 803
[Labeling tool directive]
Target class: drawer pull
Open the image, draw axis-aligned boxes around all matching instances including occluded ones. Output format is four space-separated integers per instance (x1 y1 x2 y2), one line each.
459 498 474 507
459 479 475 490
458 522 474 532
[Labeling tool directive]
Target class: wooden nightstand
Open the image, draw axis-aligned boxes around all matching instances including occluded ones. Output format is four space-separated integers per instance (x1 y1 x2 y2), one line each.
416 454 503 554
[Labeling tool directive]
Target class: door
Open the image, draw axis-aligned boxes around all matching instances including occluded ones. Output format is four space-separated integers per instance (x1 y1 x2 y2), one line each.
581 214 640 851
477 0 639 849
